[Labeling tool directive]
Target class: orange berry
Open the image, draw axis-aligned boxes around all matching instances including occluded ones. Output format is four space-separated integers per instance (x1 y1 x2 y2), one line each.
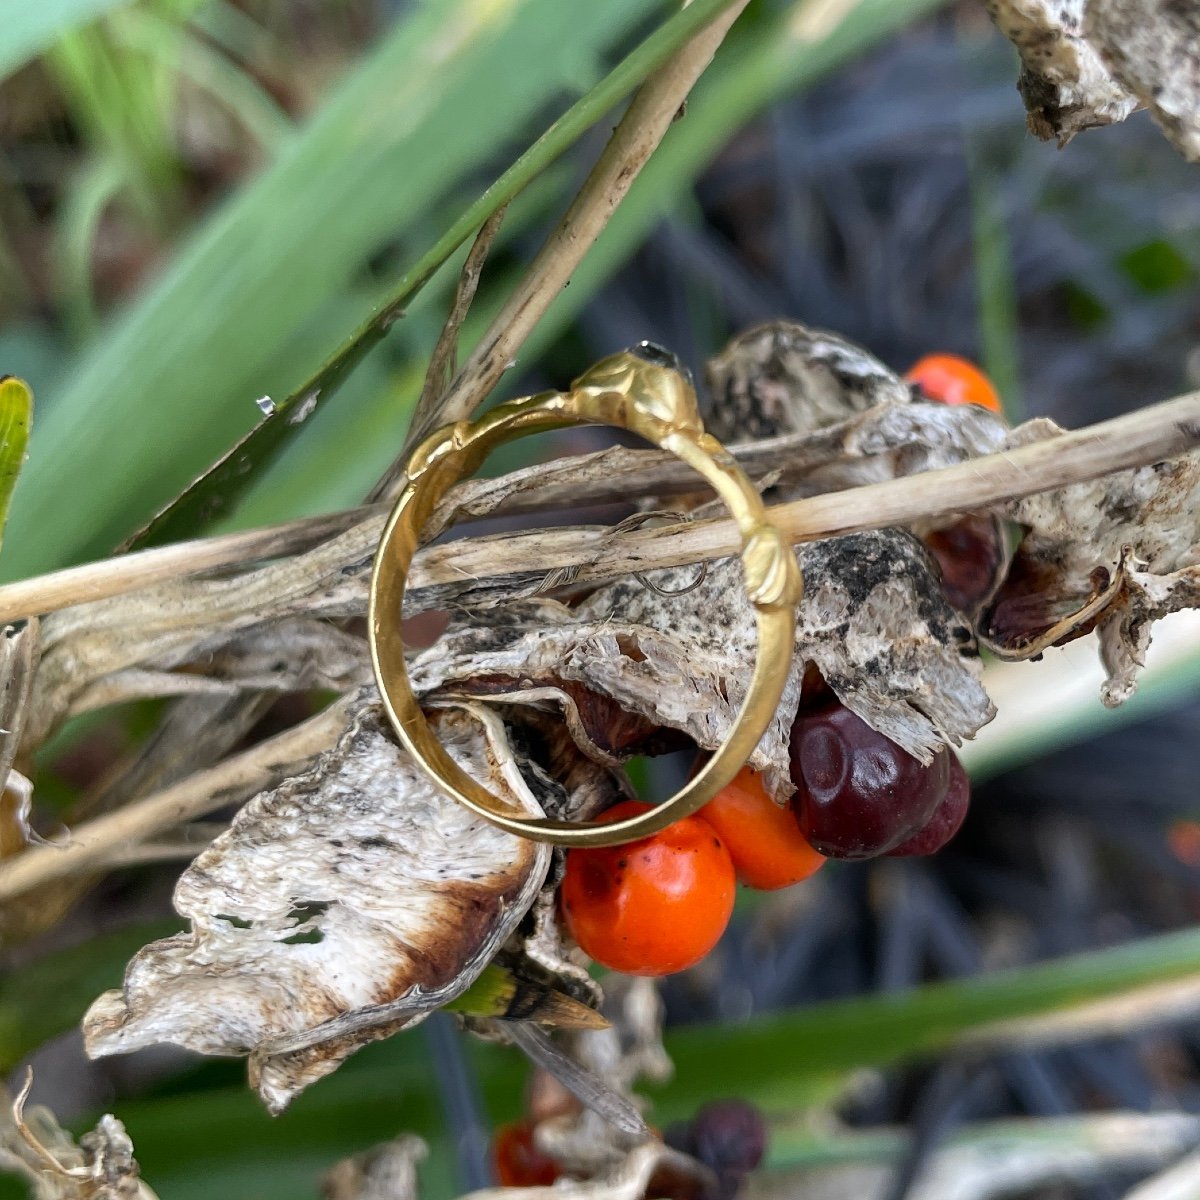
1168 820 1200 869
559 800 735 976
905 354 1003 414
492 1120 560 1187
700 767 825 890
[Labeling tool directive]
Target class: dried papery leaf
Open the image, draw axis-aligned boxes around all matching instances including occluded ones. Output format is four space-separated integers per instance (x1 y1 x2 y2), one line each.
704 320 912 441
984 0 1139 144
83 697 552 1113
0 770 36 858
321 1133 427 1200
0 618 36 778
25 522 376 747
0 1074 157 1200
29 607 368 746
1098 563 1200 707
418 530 990 791
984 429 1200 699
1086 0 1200 161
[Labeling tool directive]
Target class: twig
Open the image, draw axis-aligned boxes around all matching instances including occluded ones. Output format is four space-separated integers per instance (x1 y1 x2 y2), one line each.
394 205 510 475
0 391 1196 624
369 0 754 499
403 390 1200 605
0 506 376 625
0 698 349 903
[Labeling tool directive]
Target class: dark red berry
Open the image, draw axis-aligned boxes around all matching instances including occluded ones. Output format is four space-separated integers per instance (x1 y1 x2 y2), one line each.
492 1120 560 1187
689 1100 767 1178
922 515 1005 614
789 703 950 859
886 753 971 856
643 1160 719 1200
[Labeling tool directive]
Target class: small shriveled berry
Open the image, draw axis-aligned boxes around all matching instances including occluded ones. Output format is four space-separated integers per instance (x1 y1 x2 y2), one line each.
689 1100 767 1177
789 703 950 859
886 752 971 857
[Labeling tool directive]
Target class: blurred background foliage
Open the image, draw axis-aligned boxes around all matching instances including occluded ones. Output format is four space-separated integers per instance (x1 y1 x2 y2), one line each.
3 0 1200 1197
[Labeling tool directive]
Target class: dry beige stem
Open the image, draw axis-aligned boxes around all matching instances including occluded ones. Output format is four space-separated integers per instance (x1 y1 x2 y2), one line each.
0 698 350 906
83 700 553 1112
376 0 753 497
0 387 1193 688
0 506 373 626
0 397 1001 628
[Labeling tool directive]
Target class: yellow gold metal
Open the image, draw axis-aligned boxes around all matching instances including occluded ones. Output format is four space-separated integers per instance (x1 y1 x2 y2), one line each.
368 347 803 848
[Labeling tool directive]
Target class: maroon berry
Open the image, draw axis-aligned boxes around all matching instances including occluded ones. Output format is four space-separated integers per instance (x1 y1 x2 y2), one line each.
922 515 1005 614
886 753 971 856
689 1100 767 1177
789 704 950 859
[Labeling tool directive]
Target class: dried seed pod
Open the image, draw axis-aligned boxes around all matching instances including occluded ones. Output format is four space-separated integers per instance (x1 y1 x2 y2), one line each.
921 513 1010 618
417 527 992 801
983 421 1200 702
986 0 1200 160
704 320 911 441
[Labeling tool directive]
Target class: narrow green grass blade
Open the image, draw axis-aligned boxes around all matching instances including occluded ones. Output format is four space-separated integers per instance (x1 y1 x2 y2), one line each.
121 0 743 551
205 0 956 535
0 0 131 83
9 922 1200 1115
7 925 1198 1200
2 0 665 577
0 378 32 554
656 925 1200 1114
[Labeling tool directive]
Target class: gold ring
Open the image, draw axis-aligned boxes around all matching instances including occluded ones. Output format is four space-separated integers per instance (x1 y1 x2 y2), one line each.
368 344 802 848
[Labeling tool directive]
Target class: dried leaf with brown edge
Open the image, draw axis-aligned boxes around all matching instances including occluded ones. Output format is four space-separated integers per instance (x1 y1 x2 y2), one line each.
983 419 1200 702
83 696 552 1113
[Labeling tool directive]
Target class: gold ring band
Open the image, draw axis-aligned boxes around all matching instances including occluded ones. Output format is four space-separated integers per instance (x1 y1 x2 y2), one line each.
368 345 802 848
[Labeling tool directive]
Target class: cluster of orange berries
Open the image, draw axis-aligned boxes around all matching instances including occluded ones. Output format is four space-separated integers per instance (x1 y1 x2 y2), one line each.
558 354 996 978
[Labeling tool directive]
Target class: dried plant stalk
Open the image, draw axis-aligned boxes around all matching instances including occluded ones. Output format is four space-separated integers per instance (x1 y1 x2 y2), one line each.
370 0 754 497
0 699 350 904
0 392 1194 626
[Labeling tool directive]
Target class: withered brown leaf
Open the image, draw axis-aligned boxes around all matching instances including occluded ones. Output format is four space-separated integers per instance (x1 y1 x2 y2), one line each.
83 697 552 1112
